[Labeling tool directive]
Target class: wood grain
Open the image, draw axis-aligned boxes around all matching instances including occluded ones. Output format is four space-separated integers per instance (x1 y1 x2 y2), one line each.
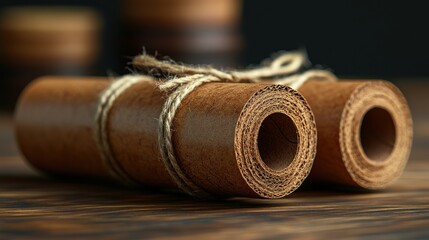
0 80 428 239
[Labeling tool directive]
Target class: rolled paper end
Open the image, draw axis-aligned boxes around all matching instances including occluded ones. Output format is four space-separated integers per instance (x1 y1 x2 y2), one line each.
340 81 413 189
15 78 317 199
235 85 317 198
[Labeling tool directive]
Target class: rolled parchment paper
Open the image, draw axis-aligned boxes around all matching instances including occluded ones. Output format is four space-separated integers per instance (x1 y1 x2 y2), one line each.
14 76 317 198
299 80 413 189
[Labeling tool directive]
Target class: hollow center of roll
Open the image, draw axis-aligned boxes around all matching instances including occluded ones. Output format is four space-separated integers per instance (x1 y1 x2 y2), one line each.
257 113 298 171
360 107 396 162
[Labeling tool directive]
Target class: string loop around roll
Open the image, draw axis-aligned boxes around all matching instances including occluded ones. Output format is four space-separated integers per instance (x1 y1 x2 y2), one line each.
95 75 152 184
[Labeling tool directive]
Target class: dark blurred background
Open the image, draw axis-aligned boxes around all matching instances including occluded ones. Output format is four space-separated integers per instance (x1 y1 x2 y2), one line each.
0 0 428 110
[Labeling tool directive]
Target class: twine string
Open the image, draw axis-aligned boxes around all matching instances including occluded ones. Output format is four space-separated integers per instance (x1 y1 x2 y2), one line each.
94 75 153 184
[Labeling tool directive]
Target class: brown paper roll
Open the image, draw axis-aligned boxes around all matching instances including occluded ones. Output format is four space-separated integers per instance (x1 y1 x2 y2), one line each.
14 76 317 198
299 80 413 189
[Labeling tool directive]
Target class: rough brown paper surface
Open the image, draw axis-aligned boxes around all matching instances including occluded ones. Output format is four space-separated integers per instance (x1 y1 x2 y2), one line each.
300 80 413 189
14 76 317 198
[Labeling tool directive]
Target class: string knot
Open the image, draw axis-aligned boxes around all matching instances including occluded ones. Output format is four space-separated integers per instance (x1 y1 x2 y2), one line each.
132 50 335 91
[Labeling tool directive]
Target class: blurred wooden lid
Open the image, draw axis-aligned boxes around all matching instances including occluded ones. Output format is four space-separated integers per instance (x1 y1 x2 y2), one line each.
0 6 101 67
0 7 101 33
123 0 242 28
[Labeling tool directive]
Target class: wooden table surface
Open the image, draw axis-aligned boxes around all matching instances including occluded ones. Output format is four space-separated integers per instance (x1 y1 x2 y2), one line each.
0 80 428 239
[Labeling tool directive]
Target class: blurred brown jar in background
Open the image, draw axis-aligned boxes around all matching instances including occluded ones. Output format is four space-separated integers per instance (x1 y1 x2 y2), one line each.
0 6 101 110
121 0 243 68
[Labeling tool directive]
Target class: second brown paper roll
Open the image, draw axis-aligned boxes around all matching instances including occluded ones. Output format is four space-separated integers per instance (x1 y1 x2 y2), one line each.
299 79 413 189
15 76 317 198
